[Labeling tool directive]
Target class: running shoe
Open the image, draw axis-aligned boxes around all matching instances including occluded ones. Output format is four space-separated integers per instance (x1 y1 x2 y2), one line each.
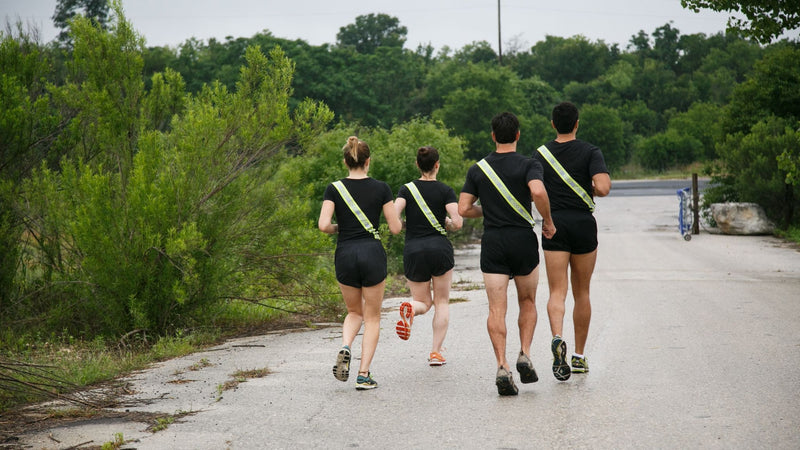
515 351 538 384
495 366 518 396
355 372 378 390
571 355 589 373
395 301 413 340
428 352 446 366
551 336 571 381
332 345 351 382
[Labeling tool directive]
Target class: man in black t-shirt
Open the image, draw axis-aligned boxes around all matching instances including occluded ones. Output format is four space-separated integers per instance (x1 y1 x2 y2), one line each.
459 112 555 396
534 102 611 381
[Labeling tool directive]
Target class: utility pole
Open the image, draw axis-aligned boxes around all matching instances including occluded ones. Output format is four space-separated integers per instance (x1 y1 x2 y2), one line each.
497 0 502 65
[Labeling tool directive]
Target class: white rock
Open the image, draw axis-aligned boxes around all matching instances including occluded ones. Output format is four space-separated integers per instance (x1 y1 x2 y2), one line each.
710 202 775 235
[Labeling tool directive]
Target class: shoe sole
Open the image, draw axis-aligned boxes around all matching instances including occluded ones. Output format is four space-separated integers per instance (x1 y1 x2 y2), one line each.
429 359 446 366
496 377 518 396
516 359 538 384
332 347 351 382
552 339 571 381
571 368 589 373
396 302 413 340
355 380 378 390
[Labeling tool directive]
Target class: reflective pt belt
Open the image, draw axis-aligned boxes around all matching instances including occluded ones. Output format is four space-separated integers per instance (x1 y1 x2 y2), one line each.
405 182 447 236
332 180 380 240
536 145 595 212
476 159 535 228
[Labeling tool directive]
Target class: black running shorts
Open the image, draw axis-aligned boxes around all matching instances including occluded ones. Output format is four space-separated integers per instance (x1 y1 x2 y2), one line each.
335 238 388 288
403 236 454 282
542 209 598 254
480 227 540 276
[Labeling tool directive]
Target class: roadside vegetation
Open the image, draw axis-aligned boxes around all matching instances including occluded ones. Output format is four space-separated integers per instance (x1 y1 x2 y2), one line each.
1 0 798 415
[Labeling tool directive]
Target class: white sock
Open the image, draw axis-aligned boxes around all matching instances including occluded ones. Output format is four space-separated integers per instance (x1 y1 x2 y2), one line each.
573 353 584 359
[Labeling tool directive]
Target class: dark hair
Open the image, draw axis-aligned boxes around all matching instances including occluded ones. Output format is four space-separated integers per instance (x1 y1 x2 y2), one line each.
416 146 439 173
491 112 519 144
552 101 579 134
342 136 370 169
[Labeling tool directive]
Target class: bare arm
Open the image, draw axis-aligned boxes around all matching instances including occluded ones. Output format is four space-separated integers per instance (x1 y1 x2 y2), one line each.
383 201 403 235
592 173 611 197
445 202 463 231
394 197 407 230
529 179 556 239
318 200 338 234
458 192 483 218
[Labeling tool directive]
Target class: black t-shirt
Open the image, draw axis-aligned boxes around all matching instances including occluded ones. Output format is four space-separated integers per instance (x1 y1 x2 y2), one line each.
323 177 394 243
533 139 609 212
461 151 544 230
397 180 458 241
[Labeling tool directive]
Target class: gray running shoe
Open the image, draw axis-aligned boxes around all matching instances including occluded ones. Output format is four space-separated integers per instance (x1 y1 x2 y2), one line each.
332 345 351 382
515 351 538 384
551 336 571 381
495 366 518 396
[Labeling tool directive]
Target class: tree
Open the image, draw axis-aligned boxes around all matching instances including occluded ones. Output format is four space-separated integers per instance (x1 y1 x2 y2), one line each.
681 0 800 43
336 14 407 54
52 0 110 45
578 104 627 170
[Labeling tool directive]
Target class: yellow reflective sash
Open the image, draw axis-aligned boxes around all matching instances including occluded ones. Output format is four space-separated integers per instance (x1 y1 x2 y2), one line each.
404 182 447 236
476 159 535 228
332 180 380 240
536 145 595 212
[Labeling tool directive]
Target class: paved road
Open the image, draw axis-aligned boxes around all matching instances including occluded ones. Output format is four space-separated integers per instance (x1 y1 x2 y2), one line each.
20 188 800 449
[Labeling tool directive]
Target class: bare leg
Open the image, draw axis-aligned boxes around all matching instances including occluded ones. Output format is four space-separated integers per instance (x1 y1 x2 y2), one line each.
483 273 511 369
407 279 434 317
341 281 386 375
338 283 364 348
512 267 539 357
430 270 453 354
569 250 597 355
544 251 571 337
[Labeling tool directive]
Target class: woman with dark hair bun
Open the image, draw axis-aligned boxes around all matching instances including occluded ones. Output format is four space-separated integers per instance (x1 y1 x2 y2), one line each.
394 146 462 366
318 136 402 390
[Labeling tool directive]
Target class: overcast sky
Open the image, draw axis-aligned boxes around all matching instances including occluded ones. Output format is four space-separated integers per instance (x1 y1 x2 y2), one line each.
3 0 797 51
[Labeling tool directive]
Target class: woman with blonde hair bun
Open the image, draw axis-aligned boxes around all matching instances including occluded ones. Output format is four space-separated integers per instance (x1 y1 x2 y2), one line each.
318 136 402 390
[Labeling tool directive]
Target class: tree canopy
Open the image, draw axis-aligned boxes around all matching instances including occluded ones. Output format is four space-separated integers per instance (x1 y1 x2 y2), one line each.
681 0 800 43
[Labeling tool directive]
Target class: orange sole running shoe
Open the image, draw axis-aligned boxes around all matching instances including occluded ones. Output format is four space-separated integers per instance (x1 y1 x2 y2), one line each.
396 302 413 340
428 352 446 366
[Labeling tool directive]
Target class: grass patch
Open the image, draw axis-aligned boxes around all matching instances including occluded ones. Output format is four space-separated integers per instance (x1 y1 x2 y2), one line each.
449 297 469 303
614 161 708 180
776 226 800 245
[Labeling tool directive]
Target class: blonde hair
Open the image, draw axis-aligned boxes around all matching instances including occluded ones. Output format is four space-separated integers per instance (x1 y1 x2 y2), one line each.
342 136 370 168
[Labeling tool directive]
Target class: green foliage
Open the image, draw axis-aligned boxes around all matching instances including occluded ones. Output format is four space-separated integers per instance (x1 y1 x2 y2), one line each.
714 116 800 225
578 104 627 170
11 5 334 338
723 44 800 135
681 0 800 43
336 13 407 53
665 102 724 159
635 129 704 171
52 0 110 45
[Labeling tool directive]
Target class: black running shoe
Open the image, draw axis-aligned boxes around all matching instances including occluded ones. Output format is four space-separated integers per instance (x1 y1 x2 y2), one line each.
495 366 518 396
551 336 571 381
515 351 538 384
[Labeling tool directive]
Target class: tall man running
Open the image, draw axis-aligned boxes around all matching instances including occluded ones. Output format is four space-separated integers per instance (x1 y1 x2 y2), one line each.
458 112 556 396
534 102 611 381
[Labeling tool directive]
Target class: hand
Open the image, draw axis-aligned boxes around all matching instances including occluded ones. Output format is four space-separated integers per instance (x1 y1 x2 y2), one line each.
444 217 453 230
541 219 556 239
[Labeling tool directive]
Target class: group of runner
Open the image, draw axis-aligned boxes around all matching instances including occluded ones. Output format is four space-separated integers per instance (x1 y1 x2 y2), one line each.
318 102 611 394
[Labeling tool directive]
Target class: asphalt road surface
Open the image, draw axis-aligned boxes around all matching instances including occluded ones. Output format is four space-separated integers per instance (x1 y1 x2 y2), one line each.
19 186 800 449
